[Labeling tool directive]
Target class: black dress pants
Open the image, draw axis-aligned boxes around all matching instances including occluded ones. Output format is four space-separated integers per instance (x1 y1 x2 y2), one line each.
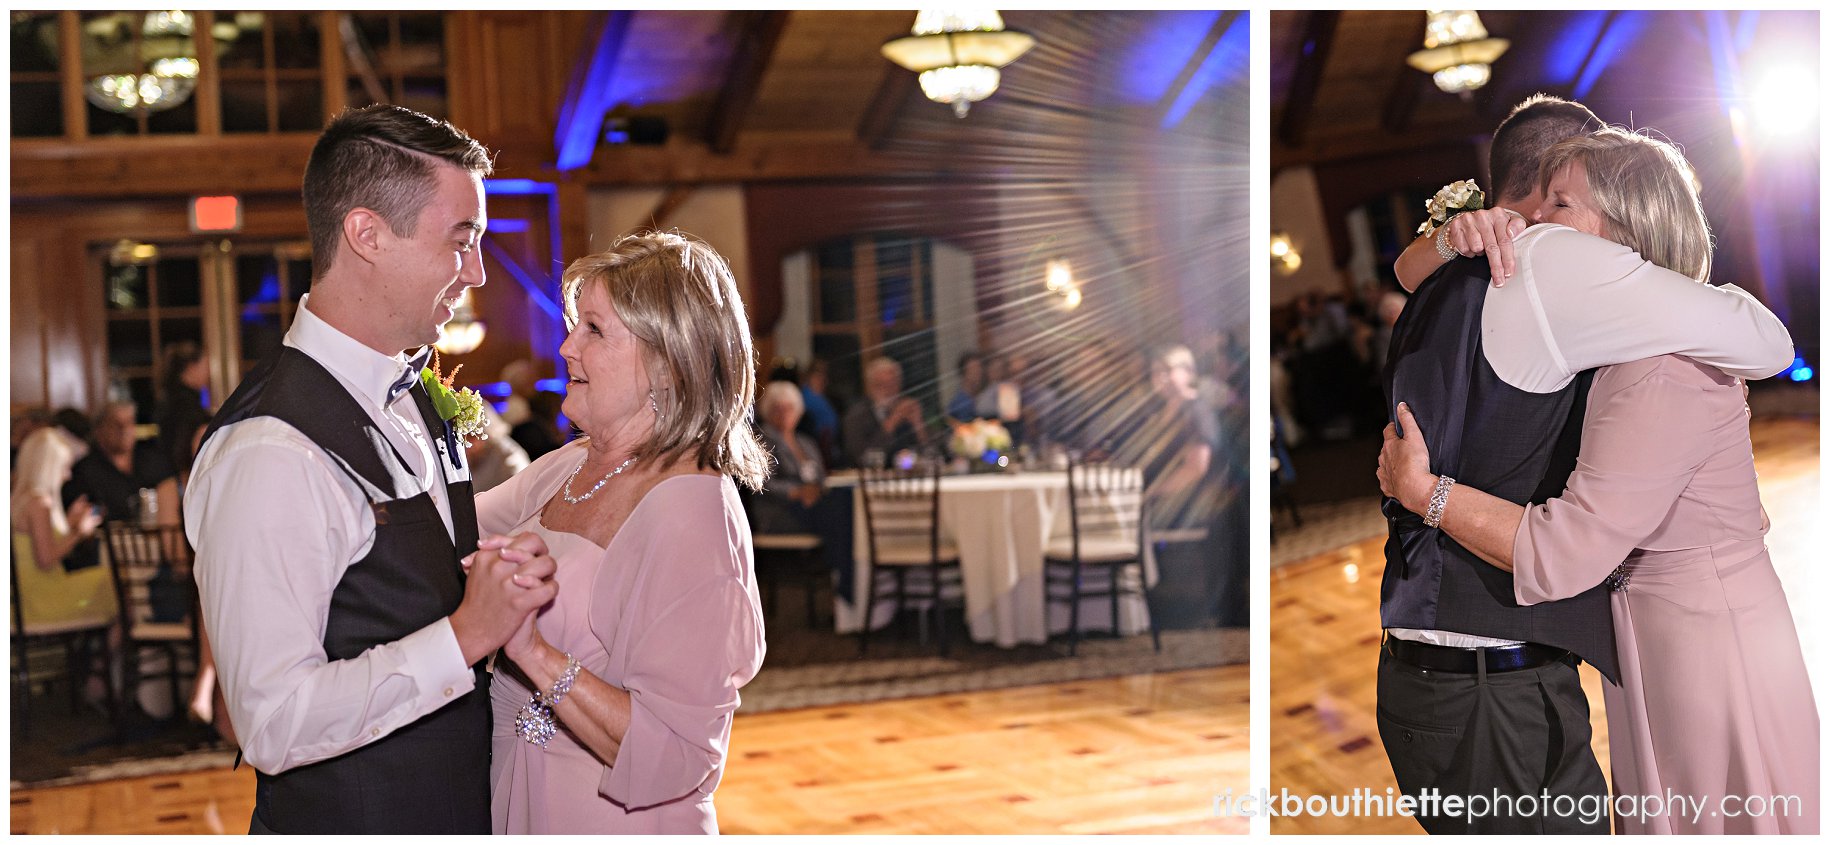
1376 647 1611 834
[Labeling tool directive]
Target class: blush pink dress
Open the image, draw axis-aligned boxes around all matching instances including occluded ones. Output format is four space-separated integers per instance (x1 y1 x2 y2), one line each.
477 440 766 834
1511 355 1818 834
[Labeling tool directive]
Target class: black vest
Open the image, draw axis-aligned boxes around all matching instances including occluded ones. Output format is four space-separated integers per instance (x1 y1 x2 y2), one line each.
200 347 490 833
1379 258 1619 683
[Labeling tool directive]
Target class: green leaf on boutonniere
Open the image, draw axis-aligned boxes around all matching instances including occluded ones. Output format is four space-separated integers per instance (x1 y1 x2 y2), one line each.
421 367 461 421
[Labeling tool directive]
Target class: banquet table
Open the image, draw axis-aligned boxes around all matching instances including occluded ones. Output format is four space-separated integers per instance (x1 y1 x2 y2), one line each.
827 470 1157 648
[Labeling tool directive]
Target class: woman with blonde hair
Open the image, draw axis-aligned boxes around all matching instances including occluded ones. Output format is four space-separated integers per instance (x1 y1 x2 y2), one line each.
11 426 118 696
471 231 768 833
1380 128 1817 834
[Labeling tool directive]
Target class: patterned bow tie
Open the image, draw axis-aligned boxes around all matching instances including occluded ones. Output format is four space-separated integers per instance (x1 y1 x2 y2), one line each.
388 347 434 405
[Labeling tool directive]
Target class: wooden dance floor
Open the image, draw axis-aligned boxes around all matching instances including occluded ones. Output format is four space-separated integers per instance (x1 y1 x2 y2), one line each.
1270 415 1820 835
10 666 1245 835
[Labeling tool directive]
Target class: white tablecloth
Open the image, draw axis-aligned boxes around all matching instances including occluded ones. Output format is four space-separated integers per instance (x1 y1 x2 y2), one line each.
830 471 1156 648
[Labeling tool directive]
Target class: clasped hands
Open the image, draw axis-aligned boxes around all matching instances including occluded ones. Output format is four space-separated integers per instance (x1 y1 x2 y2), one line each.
450 532 558 666
1442 207 1530 281
884 397 925 432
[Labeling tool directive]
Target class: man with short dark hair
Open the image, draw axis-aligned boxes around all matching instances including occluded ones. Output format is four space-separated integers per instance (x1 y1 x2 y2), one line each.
188 105 556 834
1377 94 1793 834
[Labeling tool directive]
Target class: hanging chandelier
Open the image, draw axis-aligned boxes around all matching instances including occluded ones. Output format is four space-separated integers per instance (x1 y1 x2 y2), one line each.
1405 10 1509 96
80 10 247 115
434 288 488 356
881 9 1035 118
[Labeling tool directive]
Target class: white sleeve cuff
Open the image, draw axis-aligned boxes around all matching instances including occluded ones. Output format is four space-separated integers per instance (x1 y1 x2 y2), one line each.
402 616 478 705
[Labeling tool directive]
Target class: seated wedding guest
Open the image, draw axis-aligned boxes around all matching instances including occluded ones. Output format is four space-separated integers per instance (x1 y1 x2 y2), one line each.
797 358 840 466
65 401 180 526
475 231 767 833
973 352 1012 420
840 357 928 467
12 426 117 703
465 404 530 493
1008 351 1062 445
754 381 825 534
156 341 213 482
947 351 987 421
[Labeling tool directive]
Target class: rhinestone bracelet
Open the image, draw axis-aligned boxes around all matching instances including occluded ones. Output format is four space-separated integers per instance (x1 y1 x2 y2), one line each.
514 652 581 749
1434 226 1459 261
1423 475 1456 529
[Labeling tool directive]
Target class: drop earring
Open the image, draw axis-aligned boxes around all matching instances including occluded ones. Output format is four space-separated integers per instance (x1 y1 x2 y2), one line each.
649 389 664 423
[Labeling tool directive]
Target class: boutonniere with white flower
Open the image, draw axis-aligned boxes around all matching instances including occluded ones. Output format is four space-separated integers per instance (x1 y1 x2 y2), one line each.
420 352 488 446
1416 179 1485 237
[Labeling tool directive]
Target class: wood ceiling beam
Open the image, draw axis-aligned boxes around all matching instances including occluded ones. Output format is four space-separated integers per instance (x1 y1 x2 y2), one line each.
578 132 922 186
1271 119 1487 174
643 185 696 232
11 135 319 199
856 64 919 150
1153 10 1240 128
1380 64 1424 135
552 10 635 171
705 11 790 155
1278 11 1339 148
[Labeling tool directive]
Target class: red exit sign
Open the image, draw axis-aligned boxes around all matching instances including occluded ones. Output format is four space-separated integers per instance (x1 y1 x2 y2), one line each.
190 195 242 233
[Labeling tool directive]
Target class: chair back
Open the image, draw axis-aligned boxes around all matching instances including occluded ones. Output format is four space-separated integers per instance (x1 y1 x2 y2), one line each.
857 464 942 565
11 531 118 636
1065 459 1146 559
100 523 197 638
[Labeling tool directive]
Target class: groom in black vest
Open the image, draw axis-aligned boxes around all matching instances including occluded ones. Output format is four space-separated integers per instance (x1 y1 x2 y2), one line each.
1377 97 1616 835
187 105 556 833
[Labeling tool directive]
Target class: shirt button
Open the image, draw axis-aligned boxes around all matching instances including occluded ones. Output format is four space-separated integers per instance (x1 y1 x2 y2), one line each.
444 687 455 697
371 728 381 737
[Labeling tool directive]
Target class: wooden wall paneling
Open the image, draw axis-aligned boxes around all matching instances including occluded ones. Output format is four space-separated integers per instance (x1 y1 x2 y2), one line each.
11 238 47 406
10 197 313 413
192 10 222 136
57 11 82 139
448 11 594 176
320 12 347 120
11 135 319 200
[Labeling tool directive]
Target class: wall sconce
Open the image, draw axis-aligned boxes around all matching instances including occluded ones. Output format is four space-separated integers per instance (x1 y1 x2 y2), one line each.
434 288 487 356
1044 257 1082 309
1270 233 1303 274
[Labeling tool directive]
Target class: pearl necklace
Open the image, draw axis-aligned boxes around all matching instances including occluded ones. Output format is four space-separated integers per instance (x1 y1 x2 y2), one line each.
562 455 638 504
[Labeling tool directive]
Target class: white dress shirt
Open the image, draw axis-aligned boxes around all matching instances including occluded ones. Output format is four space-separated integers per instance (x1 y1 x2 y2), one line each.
1389 224 1794 648
186 294 476 774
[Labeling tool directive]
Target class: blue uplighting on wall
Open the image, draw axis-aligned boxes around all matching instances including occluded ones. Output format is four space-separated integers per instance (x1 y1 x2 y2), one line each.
1160 12 1248 129
536 378 568 393
554 13 634 172
489 219 531 234
1574 12 1649 99
1115 11 1223 106
484 179 555 197
1733 10 1761 53
1781 355 1815 383
1540 11 1612 87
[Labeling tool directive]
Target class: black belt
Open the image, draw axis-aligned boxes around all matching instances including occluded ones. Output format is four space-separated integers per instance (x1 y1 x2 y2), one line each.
1383 635 1574 674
